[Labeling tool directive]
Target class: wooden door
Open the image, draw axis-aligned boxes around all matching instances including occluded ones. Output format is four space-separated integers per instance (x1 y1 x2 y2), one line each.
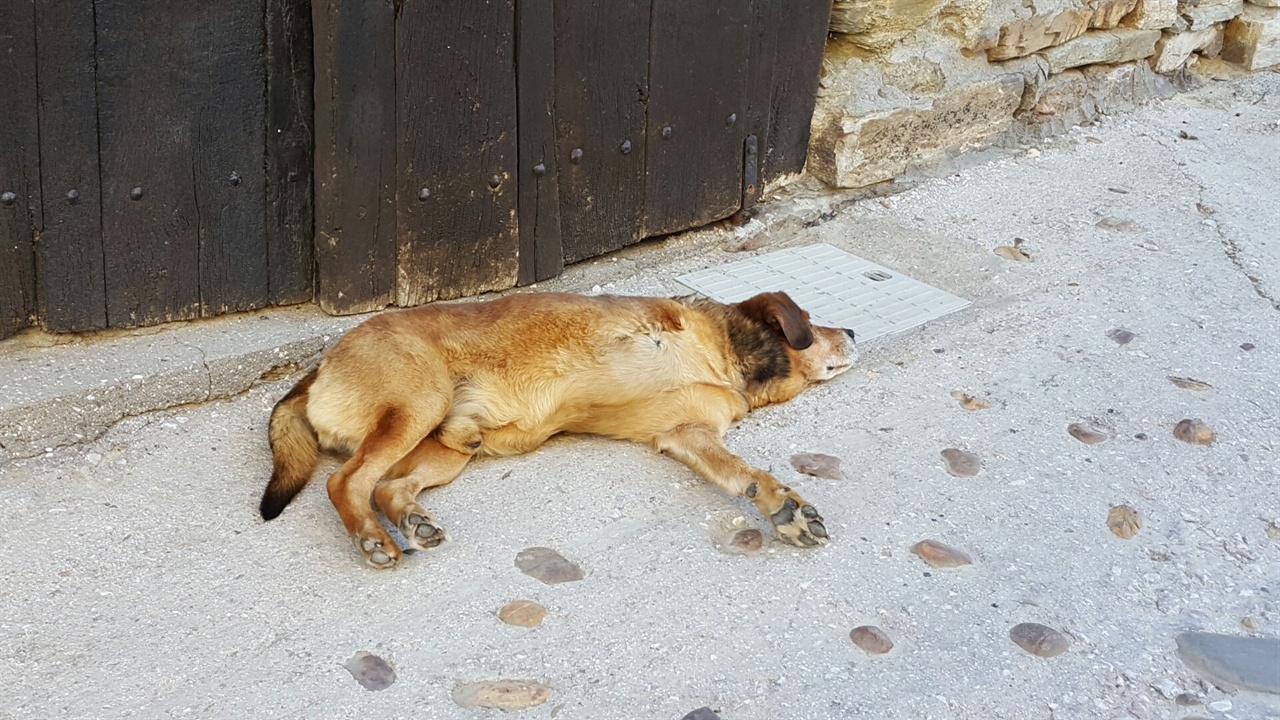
0 0 313 336
539 0 833 267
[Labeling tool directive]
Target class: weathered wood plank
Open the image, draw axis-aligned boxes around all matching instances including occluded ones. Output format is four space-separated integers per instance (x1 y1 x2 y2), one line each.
0 0 39 339
761 0 833 183
396 0 519 306
517 0 564 285
739 0 784 212
95 0 202 326
312 0 396 314
33 0 107 332
192 0 270 317
552 0 651 263
642 0 752 237
265 0 315 305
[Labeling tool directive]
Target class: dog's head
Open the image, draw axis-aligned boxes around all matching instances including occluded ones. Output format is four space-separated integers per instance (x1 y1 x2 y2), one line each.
734 291 858 386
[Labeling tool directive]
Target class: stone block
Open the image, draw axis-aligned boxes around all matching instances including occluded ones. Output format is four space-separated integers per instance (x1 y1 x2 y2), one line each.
830 0 948 51
1020 61 1174 138
987 9 1093 60
1092 0 1142 28
1041 28 1163 72
1223 4 1280 67
1121 0 1180 28
1151 25 1224 70
1248 0 1280 8
809 75 1024 188
1180 0 1244 29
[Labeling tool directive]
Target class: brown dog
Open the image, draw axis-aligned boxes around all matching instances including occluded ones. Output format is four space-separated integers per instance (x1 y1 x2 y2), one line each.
260 291 857 568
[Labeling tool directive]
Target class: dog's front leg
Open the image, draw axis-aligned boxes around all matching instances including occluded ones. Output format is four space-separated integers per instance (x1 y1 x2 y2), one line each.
652 423 828 547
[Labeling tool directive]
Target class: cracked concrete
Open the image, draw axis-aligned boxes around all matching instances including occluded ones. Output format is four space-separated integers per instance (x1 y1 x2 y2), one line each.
0 72 1278 720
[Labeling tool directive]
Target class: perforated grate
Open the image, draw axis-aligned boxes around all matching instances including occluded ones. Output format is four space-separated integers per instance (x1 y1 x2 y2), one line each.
676 243 970 342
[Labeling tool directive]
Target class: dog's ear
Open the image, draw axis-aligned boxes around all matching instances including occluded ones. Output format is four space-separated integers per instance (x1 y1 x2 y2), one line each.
736 292 814 350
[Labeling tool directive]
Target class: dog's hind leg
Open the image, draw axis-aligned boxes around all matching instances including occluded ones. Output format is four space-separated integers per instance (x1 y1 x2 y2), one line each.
326 405 442 569
652 423 829 548
373 436 474 552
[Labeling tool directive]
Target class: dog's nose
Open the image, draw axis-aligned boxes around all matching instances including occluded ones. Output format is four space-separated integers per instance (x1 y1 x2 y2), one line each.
843 328 857 341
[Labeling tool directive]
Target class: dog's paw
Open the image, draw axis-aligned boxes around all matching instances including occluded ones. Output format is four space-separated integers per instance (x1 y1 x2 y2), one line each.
398 504 449 552
767 494 829 548
355 535 402 569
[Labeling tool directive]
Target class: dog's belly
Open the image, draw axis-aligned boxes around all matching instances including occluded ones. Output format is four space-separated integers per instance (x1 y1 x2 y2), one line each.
465 381 751 457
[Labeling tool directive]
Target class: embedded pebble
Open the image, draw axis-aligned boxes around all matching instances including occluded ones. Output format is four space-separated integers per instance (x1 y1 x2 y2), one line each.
940 448 981 477
789 452 844 480
1009 623 1069 657
680 708 722 720
515 547 583 584
1106 328 1136 345
994 240 1031 261
1176 692 1203 706
1068 423 1108 444
849 625 894 655
1169 376 1214 391
1096 217 1140 232
343 651 396 691
1173 419 1216 446
498 600 547 627
1265 520 1280 540
1241 342 1255 351
453 680 553 710
1151 678 1182 699
950 390 989 410
1208 700 1232 712
1107 505 1142 539
723 528 765 554
911 539 973 568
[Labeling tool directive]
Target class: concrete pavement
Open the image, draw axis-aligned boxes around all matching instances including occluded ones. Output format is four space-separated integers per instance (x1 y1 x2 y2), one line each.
1 71 1278 720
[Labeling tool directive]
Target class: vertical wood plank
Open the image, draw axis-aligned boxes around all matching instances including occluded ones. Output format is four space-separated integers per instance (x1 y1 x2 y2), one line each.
265 0 315 305
313 0 397 314
642 0 752 237
396 0 519 306
34 0 107 332
760 0 832 183
516 0 563 285
95 0 202 326
739 0 784 212
552 0 650 264
0 0 39 339
192 0 270 317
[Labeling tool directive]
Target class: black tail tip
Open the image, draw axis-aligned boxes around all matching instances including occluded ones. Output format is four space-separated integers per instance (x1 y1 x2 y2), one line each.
259 492 289 521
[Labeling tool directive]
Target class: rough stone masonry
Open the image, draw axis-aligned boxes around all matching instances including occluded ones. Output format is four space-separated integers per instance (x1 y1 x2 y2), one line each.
809 0 1280 189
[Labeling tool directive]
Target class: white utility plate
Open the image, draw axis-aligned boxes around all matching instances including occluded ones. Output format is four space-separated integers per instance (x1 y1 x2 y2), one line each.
676 243 970 342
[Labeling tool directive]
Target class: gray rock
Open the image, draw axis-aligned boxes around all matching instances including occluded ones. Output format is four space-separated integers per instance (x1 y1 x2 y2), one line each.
940 448 981 477
681 708 721 720
515 547 584 584
1176 632 1280 694
343 651 396 691
1010 623 1070 657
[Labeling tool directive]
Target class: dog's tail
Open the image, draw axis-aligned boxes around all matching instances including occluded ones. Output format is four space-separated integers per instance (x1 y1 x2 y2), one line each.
260 369 319 520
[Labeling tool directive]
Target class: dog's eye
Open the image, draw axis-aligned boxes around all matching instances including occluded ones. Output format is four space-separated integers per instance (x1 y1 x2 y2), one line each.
826 365 835 371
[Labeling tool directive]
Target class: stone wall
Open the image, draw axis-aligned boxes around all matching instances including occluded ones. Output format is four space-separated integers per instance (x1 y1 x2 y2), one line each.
807 0 1280 188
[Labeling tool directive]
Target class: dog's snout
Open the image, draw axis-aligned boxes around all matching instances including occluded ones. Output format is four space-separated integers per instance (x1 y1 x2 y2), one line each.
842 328 856 342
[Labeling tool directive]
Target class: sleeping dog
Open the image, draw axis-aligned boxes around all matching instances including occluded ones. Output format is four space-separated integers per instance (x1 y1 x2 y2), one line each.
260 291 857 568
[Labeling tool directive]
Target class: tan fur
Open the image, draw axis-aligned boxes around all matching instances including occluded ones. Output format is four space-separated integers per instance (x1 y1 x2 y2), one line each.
260 291 858 568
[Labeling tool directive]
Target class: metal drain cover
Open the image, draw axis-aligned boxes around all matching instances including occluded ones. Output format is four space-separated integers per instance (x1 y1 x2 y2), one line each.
676 243 970 342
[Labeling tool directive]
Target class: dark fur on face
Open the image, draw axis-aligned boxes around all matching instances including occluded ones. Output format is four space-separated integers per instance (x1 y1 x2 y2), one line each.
677 296 797 390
